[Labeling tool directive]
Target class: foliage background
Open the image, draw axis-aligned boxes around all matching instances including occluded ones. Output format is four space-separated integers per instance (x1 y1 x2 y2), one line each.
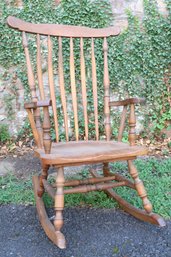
0 0 171 140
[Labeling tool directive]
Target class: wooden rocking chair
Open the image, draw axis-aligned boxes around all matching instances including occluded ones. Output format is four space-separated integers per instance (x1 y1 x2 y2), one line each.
7 16 166 249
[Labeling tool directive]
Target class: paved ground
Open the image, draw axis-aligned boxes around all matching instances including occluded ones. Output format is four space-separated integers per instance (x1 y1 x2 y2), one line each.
0 204 170 257
1 153 171 256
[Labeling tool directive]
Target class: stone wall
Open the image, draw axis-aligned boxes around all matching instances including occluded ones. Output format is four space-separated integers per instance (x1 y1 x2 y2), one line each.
110 0 168 29
0 0 168 136
0 66 27 135
110 0 144 28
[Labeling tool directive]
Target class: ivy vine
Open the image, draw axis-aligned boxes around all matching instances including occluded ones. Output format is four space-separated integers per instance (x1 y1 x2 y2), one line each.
0 0 170 139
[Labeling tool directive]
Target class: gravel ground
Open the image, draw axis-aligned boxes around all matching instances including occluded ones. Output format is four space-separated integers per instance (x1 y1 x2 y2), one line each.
0 204 170 257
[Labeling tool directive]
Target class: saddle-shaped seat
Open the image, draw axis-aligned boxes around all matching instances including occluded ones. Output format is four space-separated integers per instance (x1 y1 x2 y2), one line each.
35 141 147 165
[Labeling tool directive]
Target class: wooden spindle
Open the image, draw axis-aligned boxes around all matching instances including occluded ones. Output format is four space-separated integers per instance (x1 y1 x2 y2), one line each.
22 32 37 101
48 35 59 142
103 37 111 141
58 36 69 141
70 37 79 141
129 104 136 146
43 106 51 154
80 37 88 140
118 105 127 141
37 34 45 100
64 181 125 194
91 38 99 140
26 109 40 147
128 160 152 214
64 175 116 187
43 176 123 198
22 32 42 148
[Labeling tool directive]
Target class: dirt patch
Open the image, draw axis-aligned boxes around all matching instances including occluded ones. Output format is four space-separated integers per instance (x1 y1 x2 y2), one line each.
0 151 41 178
0 151 85 179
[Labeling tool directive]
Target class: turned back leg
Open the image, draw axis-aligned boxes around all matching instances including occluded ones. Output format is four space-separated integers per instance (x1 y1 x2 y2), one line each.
38 163 49 197
103 162 110 176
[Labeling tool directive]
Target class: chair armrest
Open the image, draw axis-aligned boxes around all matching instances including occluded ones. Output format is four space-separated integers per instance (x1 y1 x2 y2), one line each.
109 98 145 107
24 99 52 109
109 98 145 146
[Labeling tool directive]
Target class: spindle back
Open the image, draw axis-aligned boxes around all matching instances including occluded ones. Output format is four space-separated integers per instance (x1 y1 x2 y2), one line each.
7 16 120 143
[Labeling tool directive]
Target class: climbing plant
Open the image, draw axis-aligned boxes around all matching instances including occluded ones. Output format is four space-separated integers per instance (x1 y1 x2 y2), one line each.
0 0 170 139
108 0 171 136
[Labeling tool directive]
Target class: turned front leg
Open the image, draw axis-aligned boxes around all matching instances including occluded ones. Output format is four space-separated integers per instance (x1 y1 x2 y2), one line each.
128 160 152 214
54 167 66 248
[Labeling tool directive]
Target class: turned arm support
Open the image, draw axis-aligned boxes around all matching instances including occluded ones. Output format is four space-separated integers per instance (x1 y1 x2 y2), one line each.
109 98 146 145
24 99 52 154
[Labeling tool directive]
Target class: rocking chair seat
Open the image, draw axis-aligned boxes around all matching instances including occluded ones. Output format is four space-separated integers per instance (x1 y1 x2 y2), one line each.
35 141 148 166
